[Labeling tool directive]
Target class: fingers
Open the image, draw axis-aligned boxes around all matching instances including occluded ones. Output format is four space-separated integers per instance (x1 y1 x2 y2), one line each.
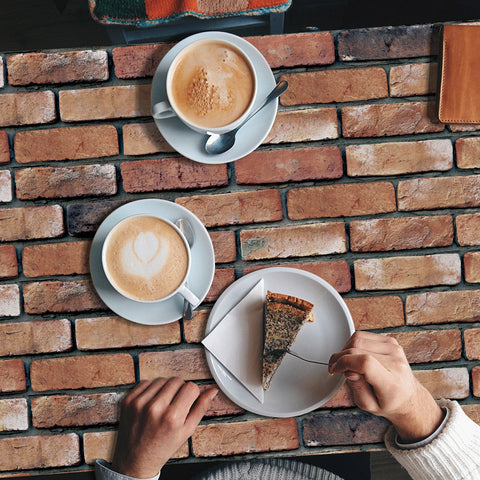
344 373 380 414
184 388 218 432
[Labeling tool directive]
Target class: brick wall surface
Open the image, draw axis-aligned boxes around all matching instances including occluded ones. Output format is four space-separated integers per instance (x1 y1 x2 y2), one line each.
0 22 480 476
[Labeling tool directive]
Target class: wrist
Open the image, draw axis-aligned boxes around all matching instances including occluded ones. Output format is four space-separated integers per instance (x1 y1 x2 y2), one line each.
389 387 444 443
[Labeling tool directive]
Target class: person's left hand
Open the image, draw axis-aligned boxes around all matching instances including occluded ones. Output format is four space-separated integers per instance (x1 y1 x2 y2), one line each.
111 377 218 479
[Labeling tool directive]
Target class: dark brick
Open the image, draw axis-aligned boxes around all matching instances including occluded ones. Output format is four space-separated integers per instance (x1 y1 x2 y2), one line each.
338 24 439 61
303 410 390 446
67 200 125 237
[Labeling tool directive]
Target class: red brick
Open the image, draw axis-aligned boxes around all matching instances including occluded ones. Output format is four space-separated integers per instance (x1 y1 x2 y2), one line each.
389 63 438 97
32 392 123 428
344 296 404 330
0 285 20 317
0 57 3 88
450 124 480 133
22 240 91 277
264 108 338 144
0 399 28 431
387 330 462 363
184 309 211 343
398 175 480 211
83 431 188 464
280 68 387 105
0 171 10 203
287 182 396 220
192 418 299 457
0 245 17 278
406 290 480 325
23 280 105 314
14 125 119 163
346 139 452 176
59 85 150 122
240 222 346 260
354 254 461 291
0 319 72 356
248 32 335 68
465 252 480 283
121 158 228 193
349 215 453 252
320 384 355 409
473 367 480 397
0 91 56 127
0 205 64 241
342 101 444 138
75 315 181 350
7 50 108 85
337 24 438 61
139 349 211 381
204 268 235 303
176 190 283 227
0 359 25 393
122 122 174 155
464 328 480 360
415 367 469 399
242 261 352 294
456 137 480 168
0 434 80 471
15 164 117 200
112 43 174 78
303 410 389 446
30 353 135 392
235 147 343 184
463 404 480 425
210 231 236 264
457 213 480 246
0 131 9 163
199 384 244 417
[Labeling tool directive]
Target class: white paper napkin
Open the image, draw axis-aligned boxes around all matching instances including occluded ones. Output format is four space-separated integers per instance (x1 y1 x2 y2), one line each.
202 279 265 403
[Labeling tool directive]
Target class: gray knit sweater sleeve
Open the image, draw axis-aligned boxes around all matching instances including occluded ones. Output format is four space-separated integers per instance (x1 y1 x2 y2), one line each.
191 458 343 480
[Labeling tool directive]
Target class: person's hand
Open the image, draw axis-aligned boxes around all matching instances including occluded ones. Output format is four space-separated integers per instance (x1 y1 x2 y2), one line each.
111 377 218 478
328 331 444 443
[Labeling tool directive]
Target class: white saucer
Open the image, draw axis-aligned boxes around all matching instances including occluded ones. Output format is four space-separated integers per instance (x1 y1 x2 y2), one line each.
204 267 355 417
151 31 277 164
89 199 215 325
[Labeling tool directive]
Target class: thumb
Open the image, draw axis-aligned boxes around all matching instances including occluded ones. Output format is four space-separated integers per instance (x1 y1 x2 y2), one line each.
345 372 380 414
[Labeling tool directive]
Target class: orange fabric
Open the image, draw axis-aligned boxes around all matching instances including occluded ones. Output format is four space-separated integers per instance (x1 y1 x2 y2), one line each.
145 0 288 19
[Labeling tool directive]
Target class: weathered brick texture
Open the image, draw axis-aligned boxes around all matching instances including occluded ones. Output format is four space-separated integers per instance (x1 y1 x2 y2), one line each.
465 252 480 283
235 147 343 184
7 50 108 85
0 91 56 127
346 139 452 176
0 170 11 202
204 268 235 303
192 418 299 457
464 329 480 360
0 398 28 432
0 245 17 278
456 137 480 168
122 122 174 155
0 359 26 393
67 200 125 236
176 190 283 227
184 309 210 344
240 223 346 260
0 131 9 163
287 182 396 219
344 296 404 330
389 63 438 97
30 353 135 391
0 284 20 317
210 231 236 264
14 125 119 163
457 213 480 246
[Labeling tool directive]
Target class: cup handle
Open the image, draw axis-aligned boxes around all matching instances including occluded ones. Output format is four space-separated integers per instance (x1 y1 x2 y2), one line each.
177 284 200 306
152 101 176 119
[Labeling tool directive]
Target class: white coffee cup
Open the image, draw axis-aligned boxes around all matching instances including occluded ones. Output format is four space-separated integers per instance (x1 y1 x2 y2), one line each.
102 214 199 305
152 38 257 134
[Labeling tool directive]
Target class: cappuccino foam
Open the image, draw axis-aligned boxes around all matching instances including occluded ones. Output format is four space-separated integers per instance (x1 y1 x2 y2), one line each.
104 216 189 302
170 40 255 128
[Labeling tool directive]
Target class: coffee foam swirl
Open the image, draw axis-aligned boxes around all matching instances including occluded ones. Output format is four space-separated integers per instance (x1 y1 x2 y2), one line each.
120 231 169 279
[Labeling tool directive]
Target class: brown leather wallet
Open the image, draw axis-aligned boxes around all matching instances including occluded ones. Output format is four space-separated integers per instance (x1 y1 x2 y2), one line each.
437 23 480 124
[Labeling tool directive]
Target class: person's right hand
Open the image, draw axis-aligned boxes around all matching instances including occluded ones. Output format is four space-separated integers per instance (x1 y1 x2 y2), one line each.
328 331 444 443
111 377 218 479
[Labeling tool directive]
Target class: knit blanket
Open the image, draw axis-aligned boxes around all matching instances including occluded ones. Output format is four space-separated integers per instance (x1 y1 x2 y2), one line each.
89 0 292 26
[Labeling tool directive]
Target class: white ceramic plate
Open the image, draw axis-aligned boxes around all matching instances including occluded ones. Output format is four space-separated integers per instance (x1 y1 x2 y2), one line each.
151 31 277 164
90 199 215 325
205 267 355 417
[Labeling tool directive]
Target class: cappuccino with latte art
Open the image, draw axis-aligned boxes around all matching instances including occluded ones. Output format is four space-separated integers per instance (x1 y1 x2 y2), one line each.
103 216 189 302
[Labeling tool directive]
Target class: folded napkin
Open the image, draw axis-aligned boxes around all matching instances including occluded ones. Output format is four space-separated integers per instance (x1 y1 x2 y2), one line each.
202 279 265 403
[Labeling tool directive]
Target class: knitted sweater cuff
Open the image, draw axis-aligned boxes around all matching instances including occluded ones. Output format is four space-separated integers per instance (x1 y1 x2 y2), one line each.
385 399 480 480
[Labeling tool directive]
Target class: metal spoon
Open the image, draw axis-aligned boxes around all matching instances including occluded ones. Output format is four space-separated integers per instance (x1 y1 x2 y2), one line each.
175 218 196 320
205 80 289 155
